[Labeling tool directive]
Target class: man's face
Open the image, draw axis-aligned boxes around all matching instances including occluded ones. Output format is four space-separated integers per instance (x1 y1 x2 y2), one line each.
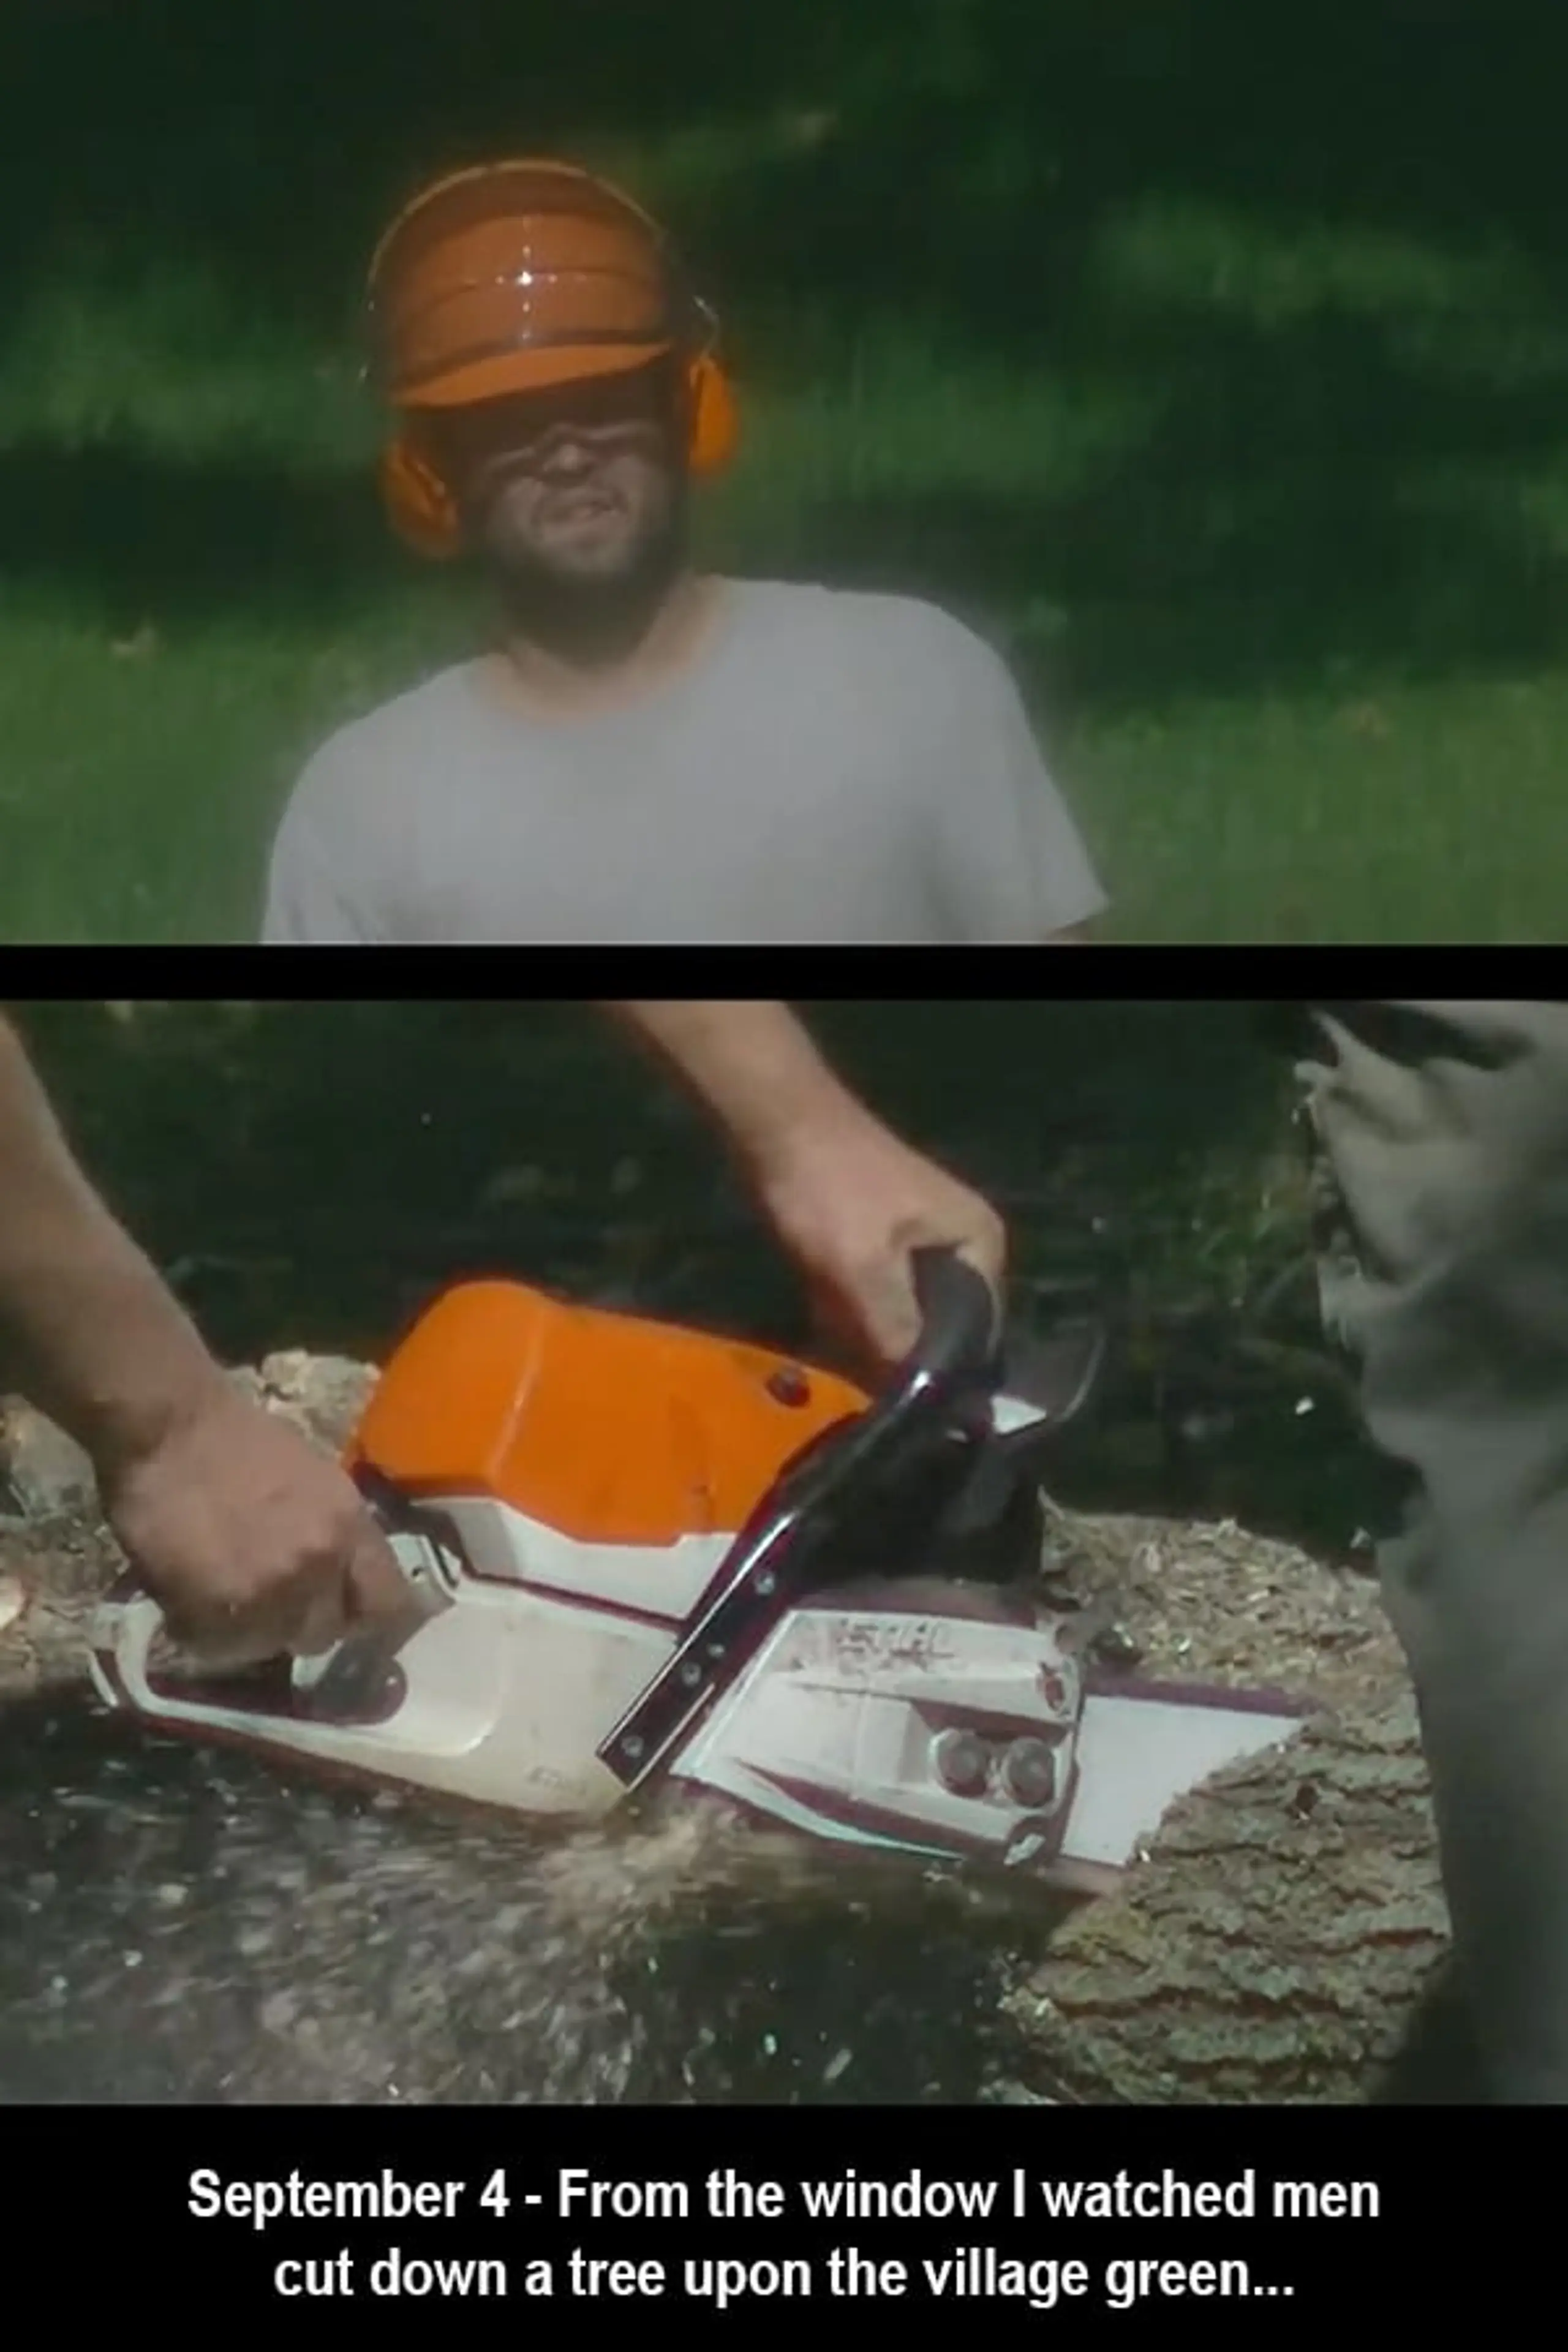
423 358 687 592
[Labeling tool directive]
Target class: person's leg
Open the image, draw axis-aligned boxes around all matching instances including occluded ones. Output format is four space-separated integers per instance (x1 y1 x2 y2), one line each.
1297 1001 1568 2100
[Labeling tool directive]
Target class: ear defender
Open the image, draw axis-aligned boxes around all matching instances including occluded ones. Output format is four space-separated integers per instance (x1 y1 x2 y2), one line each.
379 435 463 562
685 349 739 477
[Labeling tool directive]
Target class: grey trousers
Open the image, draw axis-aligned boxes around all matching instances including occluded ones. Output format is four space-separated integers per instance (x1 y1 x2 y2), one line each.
1297 1001 1568 2100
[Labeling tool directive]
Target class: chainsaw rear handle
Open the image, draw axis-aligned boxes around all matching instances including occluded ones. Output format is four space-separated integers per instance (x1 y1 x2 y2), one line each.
91 1473 451 1726
91 1585 176 1716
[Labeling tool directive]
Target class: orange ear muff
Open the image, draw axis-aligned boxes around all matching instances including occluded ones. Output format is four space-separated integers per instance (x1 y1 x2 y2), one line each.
379 434 462 560
684 350 738 477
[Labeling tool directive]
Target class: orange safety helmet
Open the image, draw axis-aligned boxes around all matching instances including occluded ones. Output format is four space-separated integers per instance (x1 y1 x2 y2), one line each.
364 156 739 559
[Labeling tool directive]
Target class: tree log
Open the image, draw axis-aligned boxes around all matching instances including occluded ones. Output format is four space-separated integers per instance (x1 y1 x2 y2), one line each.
992 1500 1449 2105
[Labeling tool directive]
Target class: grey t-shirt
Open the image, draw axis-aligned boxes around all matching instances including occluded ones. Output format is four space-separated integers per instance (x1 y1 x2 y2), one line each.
260 578 1108 943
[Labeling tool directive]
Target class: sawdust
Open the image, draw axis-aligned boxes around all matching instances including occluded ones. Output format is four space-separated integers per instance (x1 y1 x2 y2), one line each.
0 1691 1022 2102
0 1517 125 1700
1032 1496 1409 1717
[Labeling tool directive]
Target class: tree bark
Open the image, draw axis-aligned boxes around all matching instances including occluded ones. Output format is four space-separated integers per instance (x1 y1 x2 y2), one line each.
997 1698 1446 2103
992 1495 1448 2104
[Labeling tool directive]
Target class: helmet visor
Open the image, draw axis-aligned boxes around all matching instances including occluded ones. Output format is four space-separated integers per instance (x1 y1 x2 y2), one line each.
370 172 689 409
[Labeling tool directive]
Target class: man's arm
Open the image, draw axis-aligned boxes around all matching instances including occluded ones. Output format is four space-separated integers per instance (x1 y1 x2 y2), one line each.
0 1013 409 1657
598 1002 1005 1368
600 1002 880 1170
0 1013 227 1468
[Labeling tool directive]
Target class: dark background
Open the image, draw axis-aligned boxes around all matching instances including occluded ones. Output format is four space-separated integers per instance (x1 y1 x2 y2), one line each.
6 0 1568 709
7 997 1387 1556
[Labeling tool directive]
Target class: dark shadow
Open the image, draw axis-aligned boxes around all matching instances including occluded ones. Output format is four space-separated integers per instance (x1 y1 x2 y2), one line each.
10 0 1568 349
718 250 1568 707
6 300 1568 715
778 452 1568 719
0 439 408 638
0 1677 1060 2104
676 0 1568 350
13 998 1292 1358
1371 1956 1488 2103
6 997 1394 1558
7 1 1568 711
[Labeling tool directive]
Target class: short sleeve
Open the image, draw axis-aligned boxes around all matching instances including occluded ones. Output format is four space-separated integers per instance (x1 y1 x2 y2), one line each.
924 621 1109 942
259 755 386 944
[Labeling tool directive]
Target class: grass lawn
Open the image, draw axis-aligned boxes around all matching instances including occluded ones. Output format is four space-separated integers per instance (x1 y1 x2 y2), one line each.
6 118 1568 943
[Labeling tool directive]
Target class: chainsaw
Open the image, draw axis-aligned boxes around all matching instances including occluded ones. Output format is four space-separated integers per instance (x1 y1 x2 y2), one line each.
86 1248 1313 1895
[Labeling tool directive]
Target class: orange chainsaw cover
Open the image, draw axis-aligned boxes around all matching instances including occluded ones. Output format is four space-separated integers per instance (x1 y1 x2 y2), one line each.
345 1280 872 1547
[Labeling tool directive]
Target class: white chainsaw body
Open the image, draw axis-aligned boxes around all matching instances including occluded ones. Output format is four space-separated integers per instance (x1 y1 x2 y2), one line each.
86 1460 1310 1894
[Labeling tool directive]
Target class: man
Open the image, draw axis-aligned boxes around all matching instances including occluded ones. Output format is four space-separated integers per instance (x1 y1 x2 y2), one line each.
260 156 1106 944
0 1001 1003 1664
1290 1001 1568 2103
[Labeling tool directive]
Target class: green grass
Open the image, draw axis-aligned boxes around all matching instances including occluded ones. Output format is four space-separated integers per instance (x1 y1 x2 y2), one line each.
1065 677 1568 942
7 107 1568 941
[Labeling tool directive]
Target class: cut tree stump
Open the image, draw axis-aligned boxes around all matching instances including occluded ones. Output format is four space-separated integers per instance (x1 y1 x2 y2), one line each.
995 1499 1449 2104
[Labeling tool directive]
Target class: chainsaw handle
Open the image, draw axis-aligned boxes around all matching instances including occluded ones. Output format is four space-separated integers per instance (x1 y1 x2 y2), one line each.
597 1248 1035 1795
87 1487 451 1729
597 1251 1003 1792
905 1244 1003 1395
93 1585 169 1710
89 1574 413 1717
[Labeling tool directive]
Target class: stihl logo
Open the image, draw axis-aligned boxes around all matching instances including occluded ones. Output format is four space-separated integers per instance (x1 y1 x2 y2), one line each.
786 1616 957 1677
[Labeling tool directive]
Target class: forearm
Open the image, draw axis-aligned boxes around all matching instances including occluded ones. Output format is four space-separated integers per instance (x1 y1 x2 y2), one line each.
597 1001 1005 1364
0 1014 225 1469
597 1001 877 1169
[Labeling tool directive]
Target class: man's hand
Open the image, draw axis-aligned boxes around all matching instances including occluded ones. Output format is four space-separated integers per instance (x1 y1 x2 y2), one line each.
597 1003 1008 1373
750 1111 1006 1369
97 1377 416 1668
0 1011 417 1670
